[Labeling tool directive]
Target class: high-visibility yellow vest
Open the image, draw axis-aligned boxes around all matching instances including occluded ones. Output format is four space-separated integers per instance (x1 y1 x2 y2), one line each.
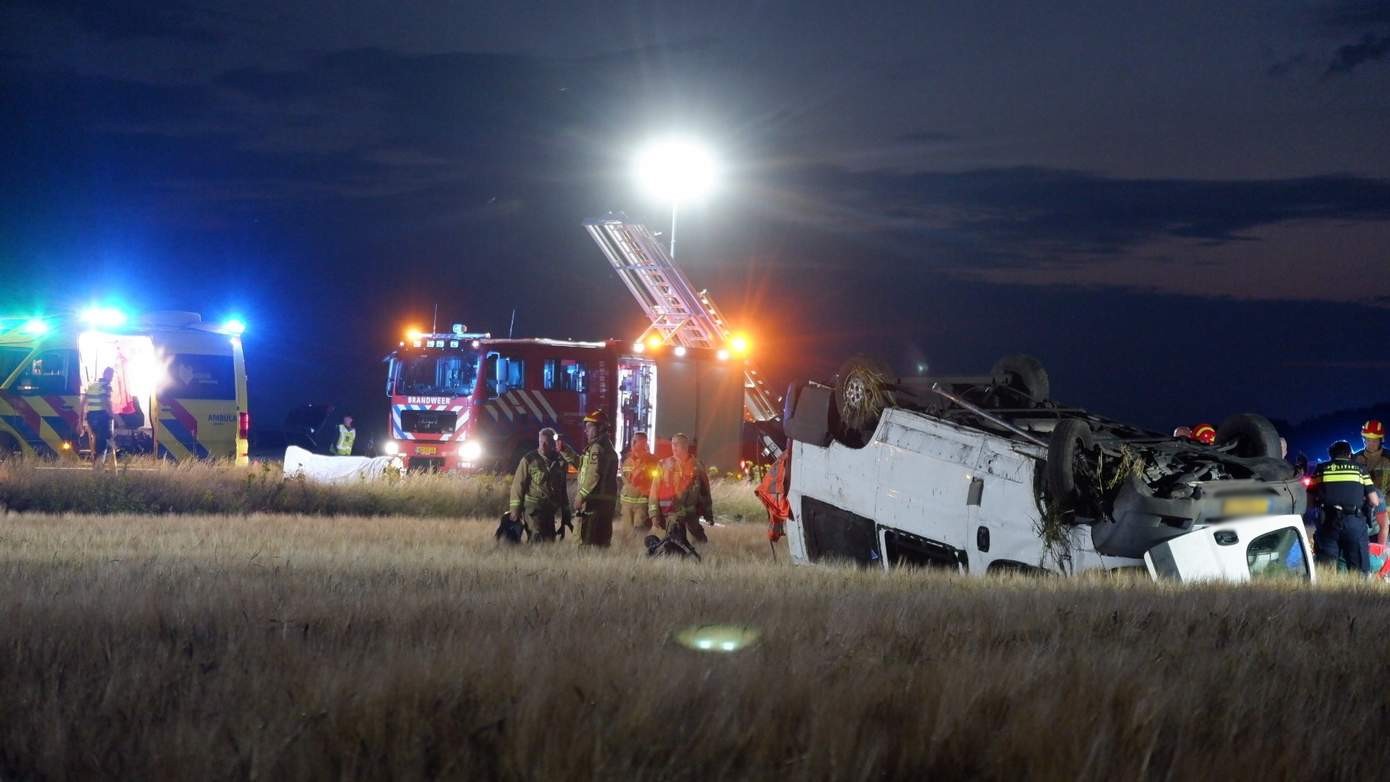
335 424 356 455
83 380 110 413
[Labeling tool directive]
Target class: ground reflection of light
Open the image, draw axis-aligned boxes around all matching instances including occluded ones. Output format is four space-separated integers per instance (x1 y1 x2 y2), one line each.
674 624 761 654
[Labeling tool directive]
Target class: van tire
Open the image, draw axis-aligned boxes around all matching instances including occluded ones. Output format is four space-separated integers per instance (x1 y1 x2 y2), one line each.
1215 414 1281 459
832 355 895 448
991 354 1050 406
1046 419 1094 502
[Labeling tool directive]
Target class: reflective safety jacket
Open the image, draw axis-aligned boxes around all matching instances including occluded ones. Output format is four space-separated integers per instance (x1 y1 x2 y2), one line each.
649 455 713 520
574 437 619 506
621 452 657 503
1308 458 1376 510
1353 448 1390 497
335 424 356 455
510 450 570 513
83 380 111 414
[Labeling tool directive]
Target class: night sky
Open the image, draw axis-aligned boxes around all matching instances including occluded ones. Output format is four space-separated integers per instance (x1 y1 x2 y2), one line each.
3 1 1389 447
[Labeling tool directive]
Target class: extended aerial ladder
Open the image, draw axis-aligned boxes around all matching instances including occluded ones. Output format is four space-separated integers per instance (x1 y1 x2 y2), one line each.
584 216 783 456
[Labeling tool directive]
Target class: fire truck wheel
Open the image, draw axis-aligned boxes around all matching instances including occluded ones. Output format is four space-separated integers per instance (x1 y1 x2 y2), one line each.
1045 418 1095 504
1215 413 1281 460
832 355 895 448
991 354 1050 406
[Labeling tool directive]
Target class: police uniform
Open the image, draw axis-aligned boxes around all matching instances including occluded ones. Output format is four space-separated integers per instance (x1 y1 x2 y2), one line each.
649 454 713 543
620 450 657 530
1308 457 1377 573
334 423 356 456
509 449 570 542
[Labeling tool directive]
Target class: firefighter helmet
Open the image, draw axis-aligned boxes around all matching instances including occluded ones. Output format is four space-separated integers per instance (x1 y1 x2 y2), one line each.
1363 420 1384 440
1192 423 1217 445
582 409 607 425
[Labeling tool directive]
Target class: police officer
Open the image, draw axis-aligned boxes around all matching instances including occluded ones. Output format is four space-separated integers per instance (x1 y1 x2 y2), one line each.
78 367 115 467
561 410 619 547
508 428 571 542
334 415 357 456
649 433 713 544
1308 440 1383 575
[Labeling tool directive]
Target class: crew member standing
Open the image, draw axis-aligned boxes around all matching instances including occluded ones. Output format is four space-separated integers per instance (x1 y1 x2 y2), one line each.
649 433 713 544
620 432 657 532
78 367 115 467
334 415 357 456
1308 440 1383 575
563 410 619 547
509 428 570 542
1353 420 1390 540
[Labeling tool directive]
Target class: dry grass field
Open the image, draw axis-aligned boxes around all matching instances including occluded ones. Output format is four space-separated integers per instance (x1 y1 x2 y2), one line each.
2 510 1387 780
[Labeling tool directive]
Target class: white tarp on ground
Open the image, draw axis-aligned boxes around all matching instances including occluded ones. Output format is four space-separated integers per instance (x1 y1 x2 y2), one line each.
283 446 400 484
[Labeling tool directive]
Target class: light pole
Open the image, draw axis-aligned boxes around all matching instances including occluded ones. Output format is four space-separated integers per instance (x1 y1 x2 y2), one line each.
633 137 718 259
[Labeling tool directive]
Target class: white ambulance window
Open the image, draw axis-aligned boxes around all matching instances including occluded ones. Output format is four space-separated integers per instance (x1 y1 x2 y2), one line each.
1246 527 1308 579
543 359 587 393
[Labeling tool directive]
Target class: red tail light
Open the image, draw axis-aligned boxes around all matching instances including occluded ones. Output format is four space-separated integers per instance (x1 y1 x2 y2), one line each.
238 411 250 439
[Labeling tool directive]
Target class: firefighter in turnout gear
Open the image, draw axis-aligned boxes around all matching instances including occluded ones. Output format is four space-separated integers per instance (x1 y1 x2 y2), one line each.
1308 440 1383 575
1354 419 1390 537
334 415 357 456
560 410 619 547
509 428 571 542
649 433 713 544
620 432 658 532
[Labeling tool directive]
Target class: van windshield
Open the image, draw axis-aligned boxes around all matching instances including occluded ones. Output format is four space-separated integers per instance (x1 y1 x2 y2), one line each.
395 354 478 397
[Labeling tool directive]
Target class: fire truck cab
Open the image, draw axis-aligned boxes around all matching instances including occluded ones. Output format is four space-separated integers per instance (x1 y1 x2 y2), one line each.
383 327 746 472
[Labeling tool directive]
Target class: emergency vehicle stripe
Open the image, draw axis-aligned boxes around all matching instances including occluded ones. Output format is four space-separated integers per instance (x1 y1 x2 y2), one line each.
25 396 77 444
531 391 559 422
509 394 528 417
496 400 514 422
6 396 46 447
516 390 546 422
0 414 51 455
159 414 208 459
487 405 499 421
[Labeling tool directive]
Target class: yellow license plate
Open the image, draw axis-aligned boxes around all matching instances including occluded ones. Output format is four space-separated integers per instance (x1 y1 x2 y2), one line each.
1222 497 1270 516
415 446 437 455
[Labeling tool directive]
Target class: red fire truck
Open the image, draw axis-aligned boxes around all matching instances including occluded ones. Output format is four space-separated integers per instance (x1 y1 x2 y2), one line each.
382 327 747 472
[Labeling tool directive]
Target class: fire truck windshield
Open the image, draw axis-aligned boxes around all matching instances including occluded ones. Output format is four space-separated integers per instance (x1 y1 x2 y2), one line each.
394 354 479 397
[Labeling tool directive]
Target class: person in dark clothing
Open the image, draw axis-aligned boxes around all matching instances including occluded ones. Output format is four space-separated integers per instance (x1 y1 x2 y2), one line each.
508 428 571 542
1308 440 1383 576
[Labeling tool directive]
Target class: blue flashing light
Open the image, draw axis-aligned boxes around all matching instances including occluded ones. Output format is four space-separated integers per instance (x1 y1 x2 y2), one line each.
21 318 49 336
80 307 127 328
222 318 247 336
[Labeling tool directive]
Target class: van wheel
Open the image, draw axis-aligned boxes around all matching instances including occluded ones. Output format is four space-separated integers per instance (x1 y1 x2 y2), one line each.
1215 414 1281 459
832 355 895 448
1046 419 1094 503
991 354 1050 406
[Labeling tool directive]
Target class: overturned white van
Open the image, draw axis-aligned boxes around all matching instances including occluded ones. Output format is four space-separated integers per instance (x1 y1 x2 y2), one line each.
779 356 1312 582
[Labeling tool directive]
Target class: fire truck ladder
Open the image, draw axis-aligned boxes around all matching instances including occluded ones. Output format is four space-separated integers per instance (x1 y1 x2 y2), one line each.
584 217 783 455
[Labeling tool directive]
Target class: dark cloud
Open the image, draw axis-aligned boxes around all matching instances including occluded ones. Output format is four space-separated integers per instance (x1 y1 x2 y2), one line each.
774 165 1390 261
896 130 960 144
1266 51 1308 77
1320 0 1390 31
1325 33 1390 75
12 0 224 44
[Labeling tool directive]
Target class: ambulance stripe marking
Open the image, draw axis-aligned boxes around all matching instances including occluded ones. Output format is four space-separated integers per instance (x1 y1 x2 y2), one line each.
532 391 559 422
516 391 546 422
0 414 52 456
7 397 45 446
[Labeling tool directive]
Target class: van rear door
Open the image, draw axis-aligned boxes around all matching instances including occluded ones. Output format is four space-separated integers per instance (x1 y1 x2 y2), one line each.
1143 515 1313 582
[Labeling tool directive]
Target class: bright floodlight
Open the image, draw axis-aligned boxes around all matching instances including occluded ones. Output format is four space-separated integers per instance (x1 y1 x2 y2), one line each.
80 307 126 328
222 318 246 336
21 318 49 336
634 137 719 203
